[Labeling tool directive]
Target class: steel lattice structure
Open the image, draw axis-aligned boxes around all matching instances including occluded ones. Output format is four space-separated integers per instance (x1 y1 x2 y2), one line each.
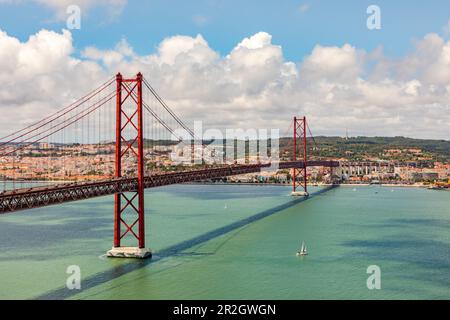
292 116 308 194
114 73 146 248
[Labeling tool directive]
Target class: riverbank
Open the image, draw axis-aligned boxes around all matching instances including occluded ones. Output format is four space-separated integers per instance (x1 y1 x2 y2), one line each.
184 181 432 188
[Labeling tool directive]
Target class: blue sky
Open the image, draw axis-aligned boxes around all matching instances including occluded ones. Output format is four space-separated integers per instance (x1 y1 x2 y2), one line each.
1 0 450 61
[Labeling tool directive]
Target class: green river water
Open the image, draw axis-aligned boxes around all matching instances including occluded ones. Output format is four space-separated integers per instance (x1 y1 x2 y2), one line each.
0 184 449 299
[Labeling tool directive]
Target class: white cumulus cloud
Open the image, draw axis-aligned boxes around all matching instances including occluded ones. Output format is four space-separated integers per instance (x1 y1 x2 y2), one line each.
0 29 449 140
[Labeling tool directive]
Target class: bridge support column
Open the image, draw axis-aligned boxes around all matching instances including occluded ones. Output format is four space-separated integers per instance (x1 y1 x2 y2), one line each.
107 72 151 259
330 166 342 184
291 116 309 197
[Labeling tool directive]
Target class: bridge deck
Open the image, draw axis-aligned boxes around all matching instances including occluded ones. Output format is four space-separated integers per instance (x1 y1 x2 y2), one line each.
0 161 338 213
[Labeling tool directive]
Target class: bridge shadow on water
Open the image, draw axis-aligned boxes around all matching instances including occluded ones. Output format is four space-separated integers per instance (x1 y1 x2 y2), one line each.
36 185 338 300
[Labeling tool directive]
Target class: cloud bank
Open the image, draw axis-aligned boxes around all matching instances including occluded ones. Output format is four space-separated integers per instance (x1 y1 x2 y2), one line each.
0 29 449 139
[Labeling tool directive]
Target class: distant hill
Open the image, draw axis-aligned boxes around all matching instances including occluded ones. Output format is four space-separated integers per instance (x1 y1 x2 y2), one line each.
279 136 450 163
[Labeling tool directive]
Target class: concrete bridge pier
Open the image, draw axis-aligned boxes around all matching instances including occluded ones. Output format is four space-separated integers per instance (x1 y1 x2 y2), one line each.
330 166 343 184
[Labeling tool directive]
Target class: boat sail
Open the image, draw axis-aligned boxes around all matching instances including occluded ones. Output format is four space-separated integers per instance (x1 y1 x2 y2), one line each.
297 241 308 256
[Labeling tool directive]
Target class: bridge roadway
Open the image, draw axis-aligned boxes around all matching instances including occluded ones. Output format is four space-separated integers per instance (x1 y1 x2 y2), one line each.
0 160 339 213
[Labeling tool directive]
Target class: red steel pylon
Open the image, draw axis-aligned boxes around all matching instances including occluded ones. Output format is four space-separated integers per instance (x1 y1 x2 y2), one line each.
113 72 146 249
292 116 308 195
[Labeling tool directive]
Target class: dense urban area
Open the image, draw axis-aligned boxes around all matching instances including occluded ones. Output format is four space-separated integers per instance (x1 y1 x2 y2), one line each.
0 137 449 189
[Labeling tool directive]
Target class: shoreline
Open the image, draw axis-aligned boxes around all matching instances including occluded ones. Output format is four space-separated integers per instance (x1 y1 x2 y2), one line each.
184 182 433 189
1 180 443 190
338 183 427 188
1 180 77 184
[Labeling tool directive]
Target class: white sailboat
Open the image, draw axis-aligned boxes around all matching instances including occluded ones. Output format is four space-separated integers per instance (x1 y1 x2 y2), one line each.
297 241 308 256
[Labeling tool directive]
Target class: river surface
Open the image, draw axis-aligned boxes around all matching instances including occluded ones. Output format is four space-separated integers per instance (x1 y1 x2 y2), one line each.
0 184 449 299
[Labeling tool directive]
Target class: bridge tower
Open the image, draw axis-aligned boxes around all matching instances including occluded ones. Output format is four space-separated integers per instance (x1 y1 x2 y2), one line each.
292 116 309 196
107 72 151 259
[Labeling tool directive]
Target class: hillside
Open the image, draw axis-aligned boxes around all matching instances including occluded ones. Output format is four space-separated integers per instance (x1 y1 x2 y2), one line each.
279 136 450 163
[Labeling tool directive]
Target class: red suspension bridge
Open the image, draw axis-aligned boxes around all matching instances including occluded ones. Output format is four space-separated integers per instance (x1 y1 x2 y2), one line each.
0 73 339 258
